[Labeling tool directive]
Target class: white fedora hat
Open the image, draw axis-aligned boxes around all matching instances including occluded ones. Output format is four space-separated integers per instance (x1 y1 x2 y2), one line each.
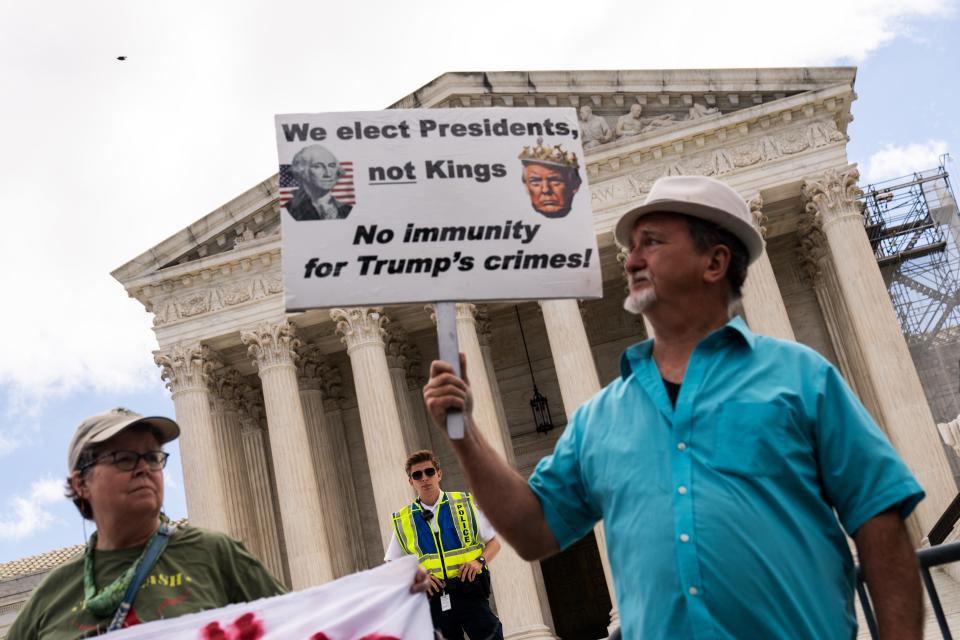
614 175 765 264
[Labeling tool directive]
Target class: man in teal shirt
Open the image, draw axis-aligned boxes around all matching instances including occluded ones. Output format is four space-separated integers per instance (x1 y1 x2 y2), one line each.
423 175 924 639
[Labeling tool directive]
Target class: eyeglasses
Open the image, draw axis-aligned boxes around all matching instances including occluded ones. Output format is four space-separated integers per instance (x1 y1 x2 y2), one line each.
409 467 437 481
83 450 169 472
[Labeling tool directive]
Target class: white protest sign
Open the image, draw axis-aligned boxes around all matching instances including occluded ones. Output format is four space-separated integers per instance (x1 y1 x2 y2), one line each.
275 108 602 311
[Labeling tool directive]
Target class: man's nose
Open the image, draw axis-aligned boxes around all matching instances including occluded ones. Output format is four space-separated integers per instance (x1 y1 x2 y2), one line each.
624 248 646 272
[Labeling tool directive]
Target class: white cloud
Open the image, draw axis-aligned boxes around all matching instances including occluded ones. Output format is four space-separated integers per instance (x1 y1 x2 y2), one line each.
863 140 950 183
164 471 178 490
0 0 954 414
0 478 65 540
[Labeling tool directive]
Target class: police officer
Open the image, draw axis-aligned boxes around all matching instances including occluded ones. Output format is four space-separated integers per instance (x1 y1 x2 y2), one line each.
384 450 503 640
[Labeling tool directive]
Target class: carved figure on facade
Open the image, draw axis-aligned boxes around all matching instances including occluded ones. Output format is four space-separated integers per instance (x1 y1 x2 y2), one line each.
686 102 720 120
805 119 845 148
151 272 284 328
757 136 782 163
615 104 645 138
748 194 768 238
578 105 613 148
241 321 302 370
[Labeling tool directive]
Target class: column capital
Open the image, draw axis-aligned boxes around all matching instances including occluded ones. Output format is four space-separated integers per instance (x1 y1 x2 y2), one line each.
295 343 326 391
331 307 387 353
241 321 300 372
797 211 829 285
154 343 216 396
801 168 864 226
748 193 769 238
475 306 493 347
235 382 265 431
208 365 244 412
455 302 478 322
384 323 411 370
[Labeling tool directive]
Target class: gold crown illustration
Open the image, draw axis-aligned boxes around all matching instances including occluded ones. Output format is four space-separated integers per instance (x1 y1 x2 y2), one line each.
518 138 579 170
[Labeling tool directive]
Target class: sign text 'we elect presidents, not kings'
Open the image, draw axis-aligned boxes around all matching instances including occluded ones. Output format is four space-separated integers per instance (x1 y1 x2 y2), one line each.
275 108 602 311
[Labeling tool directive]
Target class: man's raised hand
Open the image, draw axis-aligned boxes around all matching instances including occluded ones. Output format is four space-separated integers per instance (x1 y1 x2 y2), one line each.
423 352 473 430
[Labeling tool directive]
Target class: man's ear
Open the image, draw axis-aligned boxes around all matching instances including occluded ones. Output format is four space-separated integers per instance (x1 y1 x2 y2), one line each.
70 471 88 499
703 244 731 285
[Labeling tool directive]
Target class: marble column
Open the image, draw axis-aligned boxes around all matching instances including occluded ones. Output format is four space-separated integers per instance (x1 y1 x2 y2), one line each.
297 344 366 577
154 343 231 533
452 303 555 640
802 168 957 541
236 387 288 584
740 195 796 340
797 215 884 421
241 321 334 588
331 307 411 549
385 324 431 452
206 365 260 552
475 307 517 465
538 299 620 630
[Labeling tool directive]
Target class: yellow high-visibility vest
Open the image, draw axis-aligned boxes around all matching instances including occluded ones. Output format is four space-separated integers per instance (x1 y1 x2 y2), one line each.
391 491 485 580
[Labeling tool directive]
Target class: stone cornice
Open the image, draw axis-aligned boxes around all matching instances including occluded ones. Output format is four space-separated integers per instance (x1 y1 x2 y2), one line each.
389 68 857 109
583 83 853 174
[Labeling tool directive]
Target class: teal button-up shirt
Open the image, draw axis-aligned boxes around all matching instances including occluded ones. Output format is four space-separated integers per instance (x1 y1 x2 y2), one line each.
529 317 923 639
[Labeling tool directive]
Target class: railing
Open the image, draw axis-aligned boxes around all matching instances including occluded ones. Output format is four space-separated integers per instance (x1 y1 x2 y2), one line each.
858 541 960 639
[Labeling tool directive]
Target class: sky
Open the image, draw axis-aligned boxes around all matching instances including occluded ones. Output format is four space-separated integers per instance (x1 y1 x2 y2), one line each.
1 0 958 563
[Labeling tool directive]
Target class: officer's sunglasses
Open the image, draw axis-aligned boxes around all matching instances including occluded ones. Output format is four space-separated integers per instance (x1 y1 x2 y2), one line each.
409 467 437 481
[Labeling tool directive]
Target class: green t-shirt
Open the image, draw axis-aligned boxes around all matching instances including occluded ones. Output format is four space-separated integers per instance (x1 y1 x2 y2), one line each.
8 525 286 639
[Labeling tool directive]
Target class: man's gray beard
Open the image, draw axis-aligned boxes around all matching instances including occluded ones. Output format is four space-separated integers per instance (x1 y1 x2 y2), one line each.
623 288 657 315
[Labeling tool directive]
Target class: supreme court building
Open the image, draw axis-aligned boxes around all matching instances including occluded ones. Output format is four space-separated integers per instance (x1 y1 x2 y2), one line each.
100 68 959 639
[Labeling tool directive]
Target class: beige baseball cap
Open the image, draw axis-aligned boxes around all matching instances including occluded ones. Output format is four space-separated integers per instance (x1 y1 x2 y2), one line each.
67 407 180 471
613 175 765 264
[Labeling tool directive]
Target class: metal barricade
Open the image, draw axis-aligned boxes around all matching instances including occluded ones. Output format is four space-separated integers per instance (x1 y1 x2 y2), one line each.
857 541 960 639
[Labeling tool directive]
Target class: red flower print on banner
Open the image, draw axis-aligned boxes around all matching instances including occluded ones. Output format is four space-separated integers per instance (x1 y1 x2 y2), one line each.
200 621 228 640
359 635 400 640
231 613 265 640
309 634 332 640
199 612 265 640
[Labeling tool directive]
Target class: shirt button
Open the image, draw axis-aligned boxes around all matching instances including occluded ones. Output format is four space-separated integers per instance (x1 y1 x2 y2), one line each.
688 587 698 596
677 485 688 495
679 533 690 542
677 442 687 451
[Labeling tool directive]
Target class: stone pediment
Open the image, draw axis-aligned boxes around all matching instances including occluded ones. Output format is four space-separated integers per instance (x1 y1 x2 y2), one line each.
111 175 281 288
390 68 856 144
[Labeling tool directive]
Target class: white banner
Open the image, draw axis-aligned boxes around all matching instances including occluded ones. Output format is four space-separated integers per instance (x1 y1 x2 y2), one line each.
275 107 602 311
107 557 432 639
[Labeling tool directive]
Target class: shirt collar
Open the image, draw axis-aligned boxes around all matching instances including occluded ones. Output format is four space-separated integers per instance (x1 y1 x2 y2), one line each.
620 315 756 380
419 490 445 512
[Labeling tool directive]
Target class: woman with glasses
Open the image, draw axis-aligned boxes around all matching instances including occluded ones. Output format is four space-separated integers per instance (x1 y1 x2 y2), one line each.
8 407 287 638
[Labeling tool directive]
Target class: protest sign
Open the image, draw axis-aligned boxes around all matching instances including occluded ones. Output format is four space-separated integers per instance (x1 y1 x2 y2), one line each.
275 108 602 311
106 556 431 639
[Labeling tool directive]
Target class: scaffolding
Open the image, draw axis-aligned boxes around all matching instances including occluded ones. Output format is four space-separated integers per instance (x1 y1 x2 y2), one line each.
862 155 960 346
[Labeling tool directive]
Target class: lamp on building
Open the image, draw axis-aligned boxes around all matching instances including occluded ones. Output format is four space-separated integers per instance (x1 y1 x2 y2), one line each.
515 305 554 434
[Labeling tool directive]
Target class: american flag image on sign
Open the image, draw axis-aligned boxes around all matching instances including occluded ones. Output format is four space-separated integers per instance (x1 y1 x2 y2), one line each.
278 162 356 209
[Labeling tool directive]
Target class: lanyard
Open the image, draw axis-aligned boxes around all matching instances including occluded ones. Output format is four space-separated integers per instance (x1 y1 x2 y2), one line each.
106 520 174 631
